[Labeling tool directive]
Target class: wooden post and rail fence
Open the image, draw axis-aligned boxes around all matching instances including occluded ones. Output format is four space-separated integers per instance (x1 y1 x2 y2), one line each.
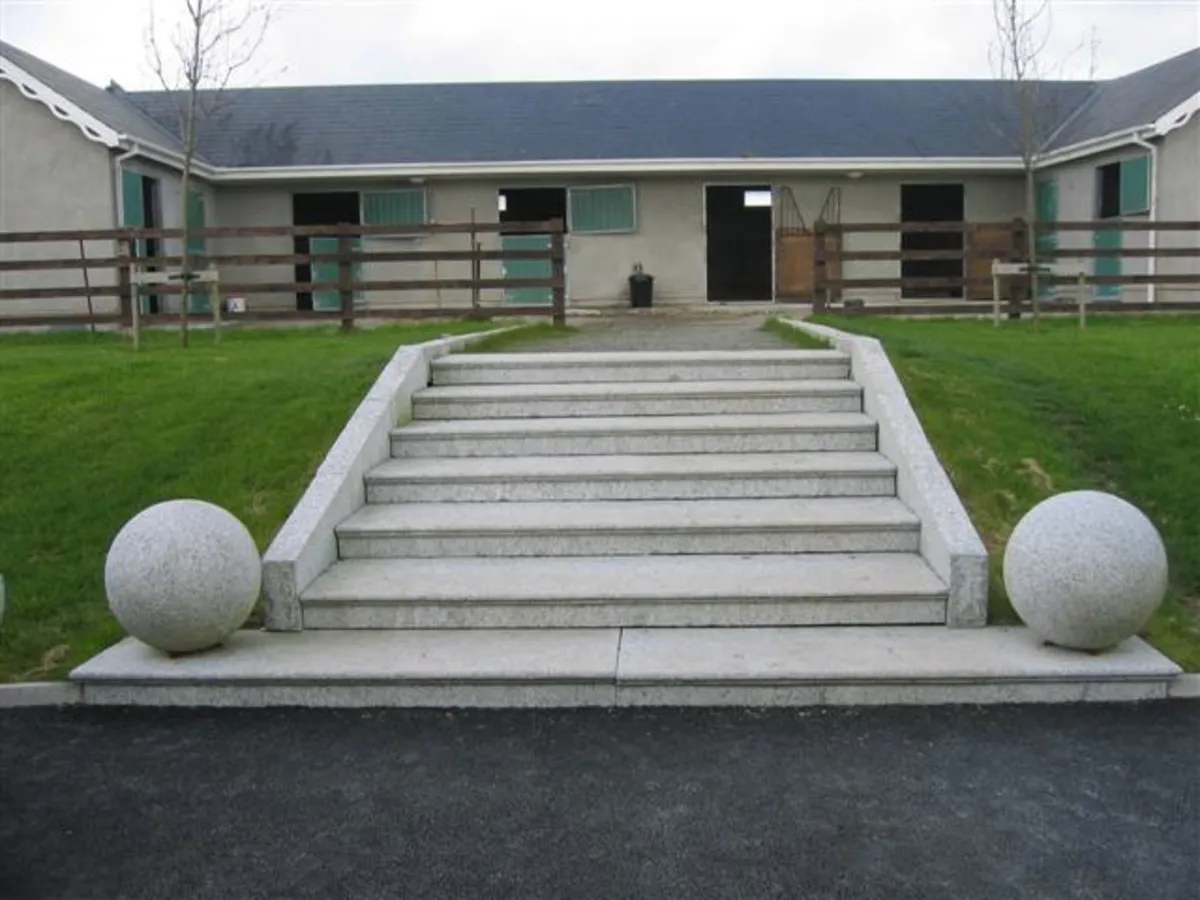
2 216 1199 328
803 218 1200 316
0 219 567 332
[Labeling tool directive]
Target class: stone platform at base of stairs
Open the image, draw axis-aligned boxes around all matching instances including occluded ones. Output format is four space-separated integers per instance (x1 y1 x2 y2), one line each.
71 626 1182 708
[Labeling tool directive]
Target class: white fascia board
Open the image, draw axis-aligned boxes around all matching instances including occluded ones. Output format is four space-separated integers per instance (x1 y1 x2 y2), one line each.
1034 129 1151 169
0 54 121 148
1153 90 1200 136
209 156 1024 183
1036 92 1200 170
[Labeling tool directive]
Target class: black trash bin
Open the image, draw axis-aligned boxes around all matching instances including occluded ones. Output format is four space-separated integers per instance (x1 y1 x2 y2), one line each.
629 272 654 308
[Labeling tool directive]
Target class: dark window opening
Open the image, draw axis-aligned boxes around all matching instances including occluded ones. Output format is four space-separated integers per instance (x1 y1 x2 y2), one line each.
499 188 567 230
1096 162 1121 219
292 192 361 310
900 183 964 299
706 185 773 302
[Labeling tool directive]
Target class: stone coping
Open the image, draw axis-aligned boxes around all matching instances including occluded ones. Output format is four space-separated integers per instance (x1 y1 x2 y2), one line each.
776 319 990 627
260 327 518 630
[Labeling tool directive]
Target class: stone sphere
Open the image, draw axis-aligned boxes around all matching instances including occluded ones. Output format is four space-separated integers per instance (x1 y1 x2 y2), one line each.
1003 490 1168 651
105 500 261 654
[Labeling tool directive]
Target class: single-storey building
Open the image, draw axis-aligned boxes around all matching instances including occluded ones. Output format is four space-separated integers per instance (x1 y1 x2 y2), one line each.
1 39 1197 319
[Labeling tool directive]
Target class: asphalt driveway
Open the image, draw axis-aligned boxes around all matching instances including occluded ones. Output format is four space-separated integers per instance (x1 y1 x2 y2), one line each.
1 703 1197 900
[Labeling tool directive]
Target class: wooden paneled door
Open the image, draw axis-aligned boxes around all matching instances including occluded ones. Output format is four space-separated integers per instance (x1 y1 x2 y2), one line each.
965 224 1015 300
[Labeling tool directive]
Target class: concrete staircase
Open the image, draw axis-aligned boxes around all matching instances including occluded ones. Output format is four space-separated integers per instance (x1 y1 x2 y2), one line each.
71 346 1183 706
301 350 950 631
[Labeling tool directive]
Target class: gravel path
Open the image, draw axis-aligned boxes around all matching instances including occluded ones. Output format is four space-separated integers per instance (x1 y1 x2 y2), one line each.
1 703 1197 900
517 315 792 352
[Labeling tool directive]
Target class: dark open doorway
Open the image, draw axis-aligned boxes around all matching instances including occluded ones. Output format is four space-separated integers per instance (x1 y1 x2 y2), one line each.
498 187 567 228
293 192 360 310
706 185 773 302
900 183 964 299
498 188 567 306
140 176 164 313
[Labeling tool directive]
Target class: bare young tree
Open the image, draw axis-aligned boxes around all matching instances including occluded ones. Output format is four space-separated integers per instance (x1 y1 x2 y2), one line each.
148 0 272 346
990 0 1053 319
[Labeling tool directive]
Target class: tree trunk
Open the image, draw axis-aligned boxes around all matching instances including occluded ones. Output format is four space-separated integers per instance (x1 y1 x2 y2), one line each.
179 158 192 348
1025 163 1040 321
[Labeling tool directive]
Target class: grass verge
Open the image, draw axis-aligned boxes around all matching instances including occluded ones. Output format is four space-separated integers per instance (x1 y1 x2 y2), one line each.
762 316 831 349
817 313 1200 669
0 321 492 681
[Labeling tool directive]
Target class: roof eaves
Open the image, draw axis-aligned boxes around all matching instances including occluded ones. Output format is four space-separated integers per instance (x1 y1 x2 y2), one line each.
0 52 121 148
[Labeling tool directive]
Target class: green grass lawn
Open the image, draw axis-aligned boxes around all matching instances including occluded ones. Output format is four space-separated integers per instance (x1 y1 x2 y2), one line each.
816 314 1200 669
0 322 494 681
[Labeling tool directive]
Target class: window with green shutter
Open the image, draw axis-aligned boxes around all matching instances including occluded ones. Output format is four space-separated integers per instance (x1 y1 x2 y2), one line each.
569 185 637 234
1118 154 1150 215
361 189 427 229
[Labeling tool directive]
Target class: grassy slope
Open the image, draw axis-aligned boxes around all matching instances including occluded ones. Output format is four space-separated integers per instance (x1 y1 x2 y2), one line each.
817 314 1200 669
0 323 490 681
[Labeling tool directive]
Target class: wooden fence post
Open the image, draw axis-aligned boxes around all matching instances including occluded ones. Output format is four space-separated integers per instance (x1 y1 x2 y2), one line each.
78 238 95 333
813 221 828 313
550 218 566 328
337 226 355 332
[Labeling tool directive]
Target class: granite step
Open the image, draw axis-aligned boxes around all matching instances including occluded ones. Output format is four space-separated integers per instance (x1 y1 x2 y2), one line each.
365 451 896 503
412 380 862 419
300 553 947 628
391 412 878 458
71 627 1183 708
430 350 850 385
335 497 921 558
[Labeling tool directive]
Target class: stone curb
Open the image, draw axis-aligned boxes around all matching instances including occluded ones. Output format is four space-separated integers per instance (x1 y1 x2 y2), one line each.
777 318 990 627
260 325 520 631
1168 673 1200 698
0 682 81 708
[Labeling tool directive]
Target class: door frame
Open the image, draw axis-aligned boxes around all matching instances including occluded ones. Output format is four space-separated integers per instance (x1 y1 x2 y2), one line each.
701 181 777 304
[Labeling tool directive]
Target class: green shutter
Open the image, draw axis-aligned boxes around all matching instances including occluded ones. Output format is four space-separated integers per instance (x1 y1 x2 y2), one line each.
1034 178 1058 300
1092 227 1122 299
310 236 363 310
361 189 426 228
185 191 210 313
569 186 636 233
501 235 553 306
1118 155 1150 215
120 170 149 314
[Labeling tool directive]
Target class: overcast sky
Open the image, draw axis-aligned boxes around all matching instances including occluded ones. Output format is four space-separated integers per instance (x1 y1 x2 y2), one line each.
1 0 1196 89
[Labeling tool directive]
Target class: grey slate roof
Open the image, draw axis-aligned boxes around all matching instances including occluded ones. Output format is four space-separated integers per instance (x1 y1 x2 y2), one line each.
0 40 183 152
123 79 1098 167
1047 47 1200 149
2 38 1196 168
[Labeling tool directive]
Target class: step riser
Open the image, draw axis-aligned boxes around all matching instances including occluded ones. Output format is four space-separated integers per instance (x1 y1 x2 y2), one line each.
337 529 920 559
302 599 946 629
366 473 896 503
414 394 861 419
431 363 851 385
393 430 877 458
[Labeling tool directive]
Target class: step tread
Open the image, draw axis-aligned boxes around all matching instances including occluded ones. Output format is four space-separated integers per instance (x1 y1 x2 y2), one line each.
394 412 877 439
302 553 947 604
416 380 860 402
337 497 919 535
435 350 848 367
72 628 1181 687
368 452 896 483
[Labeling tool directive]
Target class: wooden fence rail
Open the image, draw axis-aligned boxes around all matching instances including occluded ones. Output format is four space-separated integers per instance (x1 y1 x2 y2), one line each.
0 219 567 330
812 218 1200 314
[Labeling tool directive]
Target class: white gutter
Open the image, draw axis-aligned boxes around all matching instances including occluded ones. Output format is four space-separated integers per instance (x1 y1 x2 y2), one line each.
1131 133 1159 303
210 155 1025 183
